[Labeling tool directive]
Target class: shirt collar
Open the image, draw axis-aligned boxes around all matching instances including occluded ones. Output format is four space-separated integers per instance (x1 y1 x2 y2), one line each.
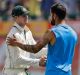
14 22 25 32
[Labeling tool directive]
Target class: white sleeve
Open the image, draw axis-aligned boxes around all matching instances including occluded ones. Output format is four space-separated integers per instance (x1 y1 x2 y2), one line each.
15 54 40 67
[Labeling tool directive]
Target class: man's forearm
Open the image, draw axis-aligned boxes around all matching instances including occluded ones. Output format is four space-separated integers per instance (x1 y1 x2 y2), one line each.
17 42 39 53
24 44 40 53
17 42 25 50
17 37 49 53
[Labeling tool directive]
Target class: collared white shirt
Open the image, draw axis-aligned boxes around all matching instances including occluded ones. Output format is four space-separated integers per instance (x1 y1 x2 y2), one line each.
5 22 40 69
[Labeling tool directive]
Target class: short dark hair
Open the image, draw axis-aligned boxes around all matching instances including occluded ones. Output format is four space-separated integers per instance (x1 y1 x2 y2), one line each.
51 3 66 20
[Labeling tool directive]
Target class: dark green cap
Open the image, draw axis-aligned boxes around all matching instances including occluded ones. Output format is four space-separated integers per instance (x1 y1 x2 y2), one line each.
12 5 29 17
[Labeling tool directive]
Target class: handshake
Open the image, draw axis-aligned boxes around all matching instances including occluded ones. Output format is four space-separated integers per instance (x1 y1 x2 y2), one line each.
39 56 47 67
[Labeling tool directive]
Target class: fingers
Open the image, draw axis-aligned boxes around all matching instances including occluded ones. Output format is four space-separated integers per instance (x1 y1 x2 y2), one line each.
41 55 47 60
6 37 11 41
39 57 46 67
6 38 12 45
7 37 16 41
40 56 47 63
13 34 16 38
6 37 12 43
6 34 16 41
6 37 16 46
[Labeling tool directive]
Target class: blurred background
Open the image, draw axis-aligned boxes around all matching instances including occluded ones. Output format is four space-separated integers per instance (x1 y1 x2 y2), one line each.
0 0 80 75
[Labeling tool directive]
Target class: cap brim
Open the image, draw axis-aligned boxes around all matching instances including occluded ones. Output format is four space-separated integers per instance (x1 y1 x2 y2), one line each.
23 10 30 15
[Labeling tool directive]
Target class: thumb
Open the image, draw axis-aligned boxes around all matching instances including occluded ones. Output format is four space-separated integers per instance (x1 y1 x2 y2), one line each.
41 55 47 59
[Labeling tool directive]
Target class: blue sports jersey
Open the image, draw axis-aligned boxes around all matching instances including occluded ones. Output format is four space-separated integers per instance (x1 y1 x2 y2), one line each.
45 24 77 75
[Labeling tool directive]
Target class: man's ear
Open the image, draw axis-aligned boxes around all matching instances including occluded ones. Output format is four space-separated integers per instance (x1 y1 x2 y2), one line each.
13 16 17 21
54 13 56 19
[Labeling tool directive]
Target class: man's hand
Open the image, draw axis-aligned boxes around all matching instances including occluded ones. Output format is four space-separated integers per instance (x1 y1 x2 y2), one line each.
39 56 47 67
7 35 19 46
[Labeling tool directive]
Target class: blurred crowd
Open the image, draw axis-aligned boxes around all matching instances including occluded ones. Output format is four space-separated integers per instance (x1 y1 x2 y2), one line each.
0 0 80 21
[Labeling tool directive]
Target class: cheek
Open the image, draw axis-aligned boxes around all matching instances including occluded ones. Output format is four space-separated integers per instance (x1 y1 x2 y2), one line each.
51 18 55 25
23 18 27 22
19 18 23 21
20 20 24 24
52 16 55 22
19 19 25 24
23 18 28 25
21 18 26 23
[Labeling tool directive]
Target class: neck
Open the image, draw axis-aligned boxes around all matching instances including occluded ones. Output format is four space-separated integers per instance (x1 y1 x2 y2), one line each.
16 21 25 28
55 19 65 25
19 23 25 28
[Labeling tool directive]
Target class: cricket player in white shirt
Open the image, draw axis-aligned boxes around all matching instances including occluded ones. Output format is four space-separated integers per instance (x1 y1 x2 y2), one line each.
4 5 46 75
